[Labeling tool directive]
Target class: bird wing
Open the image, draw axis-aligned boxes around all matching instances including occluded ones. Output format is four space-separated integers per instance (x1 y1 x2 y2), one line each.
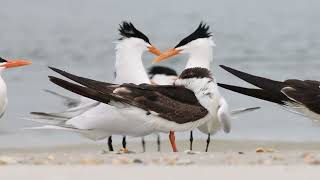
281 79 320 114
49 70 208 124
113 83 208 124
49 67 116 93
218 83 287 105
217 98 231 133
219 65 284 91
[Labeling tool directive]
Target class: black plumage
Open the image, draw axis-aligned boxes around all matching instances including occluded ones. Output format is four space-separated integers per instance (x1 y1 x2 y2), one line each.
148 66 177 79
0 57 7 63
48 67 210 124
179 67 212 80
175 22 212 48
119 21 151 44
218 65 320 116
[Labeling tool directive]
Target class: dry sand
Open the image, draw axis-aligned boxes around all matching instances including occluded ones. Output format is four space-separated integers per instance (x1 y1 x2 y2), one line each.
0 139 320 179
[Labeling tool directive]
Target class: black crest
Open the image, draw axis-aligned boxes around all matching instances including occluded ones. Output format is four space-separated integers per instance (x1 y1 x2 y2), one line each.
148 66 178 78
0 57 7 63
175 22 212 48
179 67 212 80
119 21 151 44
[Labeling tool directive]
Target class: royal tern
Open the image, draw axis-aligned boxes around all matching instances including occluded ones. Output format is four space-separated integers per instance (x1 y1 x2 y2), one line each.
153 22 258 151
47 66 228 153
0 57 31 118
28 21 161 152
218 65 320 122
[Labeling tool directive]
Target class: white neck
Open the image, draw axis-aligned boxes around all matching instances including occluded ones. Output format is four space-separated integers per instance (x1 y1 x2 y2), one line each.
175 77 220 114
0 69 8 112
185 44 212 69
114 41 150 84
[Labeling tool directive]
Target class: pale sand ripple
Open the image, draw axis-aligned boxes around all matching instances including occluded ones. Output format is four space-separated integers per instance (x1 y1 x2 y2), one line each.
0 139 319 166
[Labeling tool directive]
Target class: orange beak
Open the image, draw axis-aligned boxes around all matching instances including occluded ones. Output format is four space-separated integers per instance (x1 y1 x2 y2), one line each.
1 60 32 69
152 48 182 64
148 46 162 56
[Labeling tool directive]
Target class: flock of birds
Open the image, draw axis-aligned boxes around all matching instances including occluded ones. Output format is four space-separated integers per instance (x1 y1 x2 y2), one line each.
1 21 319 153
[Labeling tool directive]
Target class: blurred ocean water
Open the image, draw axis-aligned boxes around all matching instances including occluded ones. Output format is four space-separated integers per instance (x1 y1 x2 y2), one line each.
0 0 320 147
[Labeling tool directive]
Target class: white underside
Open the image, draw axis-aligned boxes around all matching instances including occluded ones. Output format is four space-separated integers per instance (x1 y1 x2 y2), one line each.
65 100 212 137
0 75 7 118
283 102 320 122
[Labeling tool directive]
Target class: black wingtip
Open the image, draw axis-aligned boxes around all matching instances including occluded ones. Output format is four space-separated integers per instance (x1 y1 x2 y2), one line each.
219 65 245 77
48 75 56 81
218 83 285 105
48 66 65 74
219 65 283 91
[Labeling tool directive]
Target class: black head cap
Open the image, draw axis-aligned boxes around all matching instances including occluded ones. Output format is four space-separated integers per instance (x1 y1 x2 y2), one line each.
0 57 7 63
175 22 212 48
179 67 212 79
119 21 151 44
148 66 178 78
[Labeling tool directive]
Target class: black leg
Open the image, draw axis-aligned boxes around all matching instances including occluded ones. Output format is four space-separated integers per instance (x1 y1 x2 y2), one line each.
190 131 193 151
122 136 127 149
157 134 161 152
141 137 146 152
205 134 211 152
108 136 114 151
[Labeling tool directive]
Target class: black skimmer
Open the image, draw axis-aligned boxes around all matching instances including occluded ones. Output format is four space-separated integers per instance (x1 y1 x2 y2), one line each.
218 65 320 122
0 57 31 118
47 66 230 153
152 22 259 152
28 21 161 152
42 67 177 152
144 66 178 152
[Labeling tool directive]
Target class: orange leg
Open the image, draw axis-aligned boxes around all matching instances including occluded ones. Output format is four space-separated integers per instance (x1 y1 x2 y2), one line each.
169 131 178 152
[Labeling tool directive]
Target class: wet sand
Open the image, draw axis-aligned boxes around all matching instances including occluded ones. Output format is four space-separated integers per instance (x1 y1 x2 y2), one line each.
0 139 320 179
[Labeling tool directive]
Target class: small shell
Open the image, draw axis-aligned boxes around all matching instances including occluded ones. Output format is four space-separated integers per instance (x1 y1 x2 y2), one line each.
47 154 55 161
112 157 132 165
256 147 274 153
0 156 17 165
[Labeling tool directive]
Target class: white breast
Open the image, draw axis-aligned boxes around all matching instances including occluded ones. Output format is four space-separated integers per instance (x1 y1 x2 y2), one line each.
0 77 8 118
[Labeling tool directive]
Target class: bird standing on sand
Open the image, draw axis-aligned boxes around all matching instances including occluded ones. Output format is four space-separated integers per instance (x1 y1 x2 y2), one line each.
153 22 258 152
153 22 232 152
47 66 229 153
0 56 31 118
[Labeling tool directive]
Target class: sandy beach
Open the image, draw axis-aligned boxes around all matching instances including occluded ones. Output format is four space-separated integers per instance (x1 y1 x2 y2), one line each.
0 139 320 179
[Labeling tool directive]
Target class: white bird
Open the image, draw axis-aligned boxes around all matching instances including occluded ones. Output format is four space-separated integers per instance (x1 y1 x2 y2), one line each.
47 66 227 153
153 22 259 152
0 57 31 118
27 21 162 152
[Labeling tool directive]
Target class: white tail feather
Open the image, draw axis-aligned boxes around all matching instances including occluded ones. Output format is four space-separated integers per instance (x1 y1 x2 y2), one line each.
23 125 109 140
231 107 260 116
